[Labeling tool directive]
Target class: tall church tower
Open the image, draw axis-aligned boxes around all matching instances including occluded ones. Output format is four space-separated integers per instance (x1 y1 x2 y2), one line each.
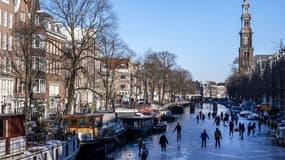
239 0 254 73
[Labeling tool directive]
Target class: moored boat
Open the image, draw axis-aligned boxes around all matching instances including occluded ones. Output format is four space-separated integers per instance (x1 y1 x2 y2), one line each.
119 113 154 138
152 121 167 133
170 105 184 114
100 119 127 148
160 110 177 122
0 114 79 160
61 113 104 146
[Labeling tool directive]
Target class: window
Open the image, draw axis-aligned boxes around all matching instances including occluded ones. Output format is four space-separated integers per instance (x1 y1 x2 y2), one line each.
32 34 46 49
2 57 11 73
2 32 6 49
49 84 59 96
2 0 9 4
2 10 7 27
8 35 12 51
32 57 40 70
19 12 25 22
8 13 12 29
16 78 24 94
0 10 2 25
120 85 126 90
120 75 126 79
62 120 68 127
14 0 20 11
79 119 87 127
120 64 126 69
32 79 46 93
70 119 77 127
32 35 40 48
35 15 39 25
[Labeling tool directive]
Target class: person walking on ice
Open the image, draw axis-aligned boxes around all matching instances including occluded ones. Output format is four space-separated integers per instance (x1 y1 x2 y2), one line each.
141 144 148 160
159 134 169 152
200 129 209 148
173 122 182 142
214 128 222 148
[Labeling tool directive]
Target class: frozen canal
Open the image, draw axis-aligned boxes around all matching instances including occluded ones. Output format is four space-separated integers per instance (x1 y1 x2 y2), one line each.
92 103 285 160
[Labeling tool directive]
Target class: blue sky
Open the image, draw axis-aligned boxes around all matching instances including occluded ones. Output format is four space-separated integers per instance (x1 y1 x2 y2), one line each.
111 0 285 82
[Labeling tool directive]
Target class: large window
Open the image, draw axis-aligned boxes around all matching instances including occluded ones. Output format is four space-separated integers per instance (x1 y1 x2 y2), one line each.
1 57 11 73
16 78 24 94
8 35 12 51
32 34 46 49
0 79 13 97
49 84 59 96
32 56 46 72
32 79 46 93
2 10 7 27
2 32 6 49
8 13 12 29
2 0 9 4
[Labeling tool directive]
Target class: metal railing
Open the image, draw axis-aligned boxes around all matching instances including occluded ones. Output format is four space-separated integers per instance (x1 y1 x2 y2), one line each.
0 133 79 160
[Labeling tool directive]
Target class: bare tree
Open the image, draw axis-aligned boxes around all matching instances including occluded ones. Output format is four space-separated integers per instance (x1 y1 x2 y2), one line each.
157 51 176 103
42 0 117 114
96 32 133 111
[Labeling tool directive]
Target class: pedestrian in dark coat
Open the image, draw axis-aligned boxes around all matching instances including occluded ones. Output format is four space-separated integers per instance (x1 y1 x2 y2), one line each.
196 115 199 123
241 123 245 140
247 122 252 136
199 111 203 119
173 122 182 142
229 121 234 136
202 114 205 122
214 128 222 148
159 134 169 152
252 122 256 135
239 122 242 136
208 112 211 119
200 129 209 148
141 144 148 160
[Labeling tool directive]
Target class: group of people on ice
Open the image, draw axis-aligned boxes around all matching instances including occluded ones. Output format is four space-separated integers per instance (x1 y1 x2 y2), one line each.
138 110 263 159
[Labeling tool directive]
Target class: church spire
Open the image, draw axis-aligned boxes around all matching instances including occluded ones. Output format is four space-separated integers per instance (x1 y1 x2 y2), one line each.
239 0 254 74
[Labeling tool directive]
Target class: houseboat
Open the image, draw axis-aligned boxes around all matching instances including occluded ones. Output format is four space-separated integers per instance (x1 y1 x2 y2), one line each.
61 113 126 156
0 114 79 160
61 114 104 146
100 119 127 149
152 121 167 133
119 113 154 138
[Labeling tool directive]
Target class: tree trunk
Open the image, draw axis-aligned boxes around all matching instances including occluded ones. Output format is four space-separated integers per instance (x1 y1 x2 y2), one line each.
66 71 76 114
